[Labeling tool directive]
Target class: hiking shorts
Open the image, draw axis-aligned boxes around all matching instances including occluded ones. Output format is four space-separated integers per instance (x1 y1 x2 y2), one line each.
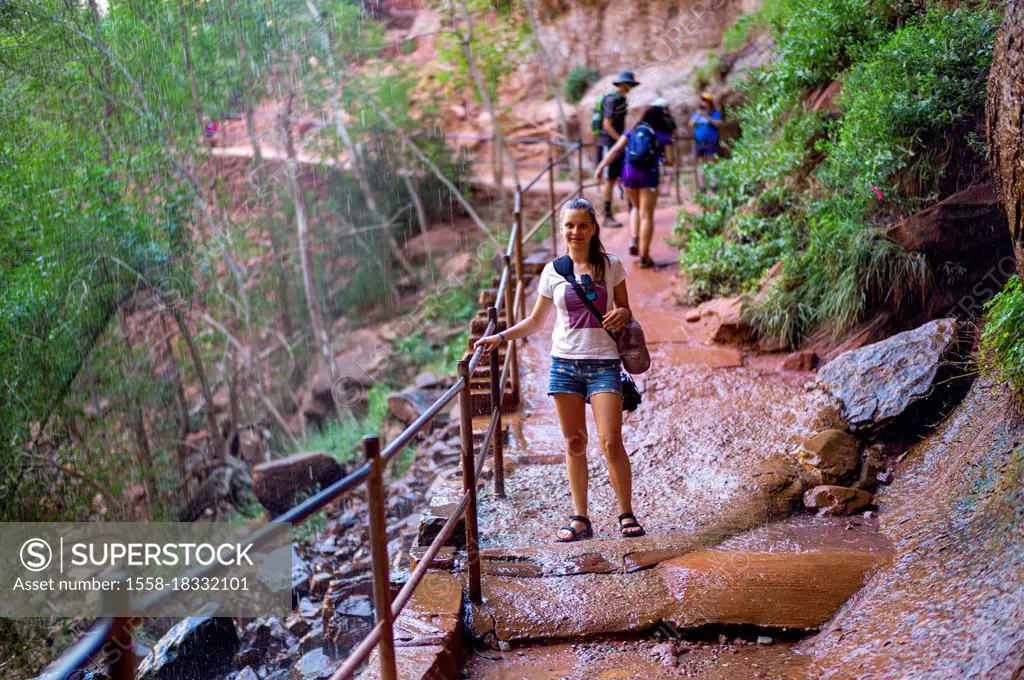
548 357 622 403
695 140 720 158
621 162 659 190
596 143 624 180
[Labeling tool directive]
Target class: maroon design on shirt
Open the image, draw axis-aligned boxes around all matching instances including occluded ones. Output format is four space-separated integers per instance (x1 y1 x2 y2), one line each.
565 282 607 329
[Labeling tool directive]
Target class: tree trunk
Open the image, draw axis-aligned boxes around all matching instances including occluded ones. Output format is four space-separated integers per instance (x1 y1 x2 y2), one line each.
116 308 156 519
235 0 294 339
279 85 339 394
455 0 518 211
172 307 226 460
178 0 219 191
987 0 1024 278
305 0 417 281
524 0 570 143
159 313 191 442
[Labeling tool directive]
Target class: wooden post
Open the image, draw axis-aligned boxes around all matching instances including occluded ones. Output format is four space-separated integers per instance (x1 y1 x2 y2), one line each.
503 254 520 402
548 149 558 258
513 191 526 323
576 143 584 197
457 359 483 603
674 130 681 204
364 436 398 680
487 307 506 497
103 574 136 680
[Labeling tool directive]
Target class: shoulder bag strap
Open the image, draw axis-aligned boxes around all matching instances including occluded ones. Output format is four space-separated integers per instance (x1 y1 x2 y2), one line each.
553 256 618 342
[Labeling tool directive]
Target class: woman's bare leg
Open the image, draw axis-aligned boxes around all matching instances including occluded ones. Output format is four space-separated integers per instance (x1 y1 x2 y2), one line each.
553 393 589 539
589 392 633 517
625 187 641 242
639 187 659 259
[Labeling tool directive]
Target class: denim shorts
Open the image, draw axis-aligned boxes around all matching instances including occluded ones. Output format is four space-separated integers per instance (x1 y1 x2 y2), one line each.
547 357 623 403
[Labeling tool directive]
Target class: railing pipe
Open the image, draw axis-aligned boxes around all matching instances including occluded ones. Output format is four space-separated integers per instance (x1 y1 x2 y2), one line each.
363 436 397 680
328 620 386 680
457 359 483 603
487 307 506 496
380 379 464 464
390 491 471 617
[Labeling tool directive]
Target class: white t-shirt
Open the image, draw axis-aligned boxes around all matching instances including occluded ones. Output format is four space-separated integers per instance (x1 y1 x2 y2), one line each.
537 255 627 360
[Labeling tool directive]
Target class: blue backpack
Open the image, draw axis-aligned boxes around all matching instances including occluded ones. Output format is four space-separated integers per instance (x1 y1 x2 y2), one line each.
625 123 659 170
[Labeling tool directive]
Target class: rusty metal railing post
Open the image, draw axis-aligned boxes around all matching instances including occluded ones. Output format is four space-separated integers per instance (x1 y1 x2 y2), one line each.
576 143 584 197
513 189 526 324
103 576 136 680
547 149 557 257
364 436 398 680
502 254 520 402
674 130 681 204
457 359 483 603
487 307 506 497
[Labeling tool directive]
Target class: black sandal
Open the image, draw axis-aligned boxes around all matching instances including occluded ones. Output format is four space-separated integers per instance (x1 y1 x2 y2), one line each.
618 512 646 537
556 515 593 542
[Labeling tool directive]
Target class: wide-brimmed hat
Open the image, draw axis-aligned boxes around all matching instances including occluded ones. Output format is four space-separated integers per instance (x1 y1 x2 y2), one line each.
700 92 715 102
613 70 641 87
650 97 670 108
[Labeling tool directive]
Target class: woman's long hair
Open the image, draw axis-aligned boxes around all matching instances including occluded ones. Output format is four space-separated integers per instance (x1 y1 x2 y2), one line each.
642 105 675 134
559 197 608 284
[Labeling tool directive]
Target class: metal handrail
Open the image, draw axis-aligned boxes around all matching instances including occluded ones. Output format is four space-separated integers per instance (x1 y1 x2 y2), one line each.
41 122 694 679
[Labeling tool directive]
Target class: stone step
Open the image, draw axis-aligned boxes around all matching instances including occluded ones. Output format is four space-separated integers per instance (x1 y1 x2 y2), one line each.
471 388 516 416
470 517 892 643
470 315 507 336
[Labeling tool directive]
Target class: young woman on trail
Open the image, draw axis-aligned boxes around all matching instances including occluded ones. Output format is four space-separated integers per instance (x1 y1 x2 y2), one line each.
474 198 646 542
594 102 675 269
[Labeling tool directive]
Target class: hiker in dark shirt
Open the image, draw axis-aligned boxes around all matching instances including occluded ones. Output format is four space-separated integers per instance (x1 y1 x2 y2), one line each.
595 70 640 228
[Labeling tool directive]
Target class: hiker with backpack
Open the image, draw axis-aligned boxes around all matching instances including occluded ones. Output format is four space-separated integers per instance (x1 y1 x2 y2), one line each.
592 70 640 228
473 197 649 542
593 102 676 269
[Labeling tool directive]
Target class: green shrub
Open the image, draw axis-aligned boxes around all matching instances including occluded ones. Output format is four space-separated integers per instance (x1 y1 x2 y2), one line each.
820 7 999 204
296 383 391 463
722 9 770 51
564 66 599 105
676 3 998 344
750 201 928 344
768 0 882 93
981 276 1024 400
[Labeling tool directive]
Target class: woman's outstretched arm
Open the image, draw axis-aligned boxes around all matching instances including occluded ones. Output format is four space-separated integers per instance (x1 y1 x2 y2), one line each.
474 292 554 355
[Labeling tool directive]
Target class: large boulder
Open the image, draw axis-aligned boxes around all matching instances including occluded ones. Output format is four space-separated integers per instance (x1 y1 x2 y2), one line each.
796 429 859 487
818 319 961 433
884 183 1012 321
252 452 344 516
137 617 239 680
884 183 1008 264
387 389 444 426
803 485 873 516
987 1 1024 278
698 296 754 345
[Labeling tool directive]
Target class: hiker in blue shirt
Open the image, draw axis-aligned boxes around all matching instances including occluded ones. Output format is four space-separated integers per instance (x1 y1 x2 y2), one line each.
689 93 723 194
